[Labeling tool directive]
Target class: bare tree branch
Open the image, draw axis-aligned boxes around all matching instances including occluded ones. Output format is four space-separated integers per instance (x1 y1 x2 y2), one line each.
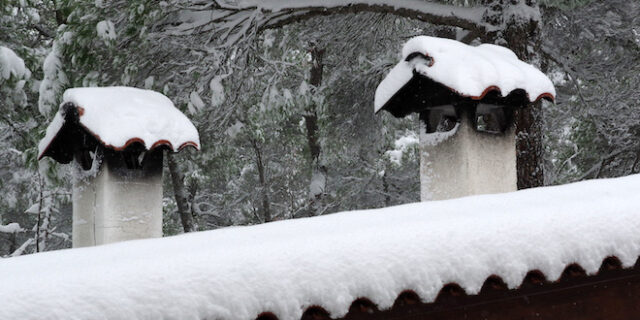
460 29 479 44
32 24 54 38
540 46 588 107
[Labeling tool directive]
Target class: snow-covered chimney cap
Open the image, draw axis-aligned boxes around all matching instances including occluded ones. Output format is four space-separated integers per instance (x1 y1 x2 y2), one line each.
374 36 556 114
38 86 200 162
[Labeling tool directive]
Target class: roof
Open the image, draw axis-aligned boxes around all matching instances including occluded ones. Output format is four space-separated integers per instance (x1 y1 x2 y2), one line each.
38 87 200 162
1 174 639 320
374 36 556 115
267 262 640 319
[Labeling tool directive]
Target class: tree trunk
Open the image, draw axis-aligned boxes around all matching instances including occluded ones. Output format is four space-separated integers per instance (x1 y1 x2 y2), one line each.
382 170 391 206
8 232 16 254
251 139 271 222
306 45 328 213
507 12 545 190
483 0 546 189
304 114 320 163
306 45 324 164
515 102 544 188
167 153 196 232
35 174 44 253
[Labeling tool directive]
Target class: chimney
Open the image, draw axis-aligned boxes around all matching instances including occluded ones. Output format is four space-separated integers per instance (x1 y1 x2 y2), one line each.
38 87 200 247
375 36 555 201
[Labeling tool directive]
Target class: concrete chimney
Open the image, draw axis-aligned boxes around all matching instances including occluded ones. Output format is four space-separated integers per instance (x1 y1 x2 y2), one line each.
38 87 200 247
374 36 555 201
418 106 516 200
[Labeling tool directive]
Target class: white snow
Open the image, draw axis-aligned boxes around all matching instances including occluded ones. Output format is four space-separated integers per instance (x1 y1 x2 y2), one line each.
39 40 68 115
210 75 226 107
503 1 541 23
386 132 419 165
394 132 419 150
225 121 245 138
2 174 640 319
24 203 41 214
309 170 327 197
188 90 206 114
385 150 403 165
81 71 100 87
0 46 29 80
374 36 556 113
96 20 116 40
238 0 486 26
38 87 200 159
0 223 21 234
144 76 154 89
420 123 460 146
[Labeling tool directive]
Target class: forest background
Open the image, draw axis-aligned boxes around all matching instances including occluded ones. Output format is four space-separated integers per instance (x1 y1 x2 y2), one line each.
0 0 638 256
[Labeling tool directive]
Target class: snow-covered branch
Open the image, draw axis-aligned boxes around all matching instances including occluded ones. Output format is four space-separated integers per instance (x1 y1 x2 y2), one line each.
170 0 491 45
0 223 22 234
9 238 33 257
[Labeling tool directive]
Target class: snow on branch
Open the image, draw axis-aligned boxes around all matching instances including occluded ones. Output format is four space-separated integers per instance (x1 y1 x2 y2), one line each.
170 0 491 45
9 238 34 258
0 223 22 234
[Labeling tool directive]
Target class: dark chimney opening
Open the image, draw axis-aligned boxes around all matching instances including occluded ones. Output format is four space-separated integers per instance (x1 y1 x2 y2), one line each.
420 102 514 134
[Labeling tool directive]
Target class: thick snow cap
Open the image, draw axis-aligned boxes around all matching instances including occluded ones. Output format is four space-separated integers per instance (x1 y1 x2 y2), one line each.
38 87 200 161
1 174 640 320
374 36 556 114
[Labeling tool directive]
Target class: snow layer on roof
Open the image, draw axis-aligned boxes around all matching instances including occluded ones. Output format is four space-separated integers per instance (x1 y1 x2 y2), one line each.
2 175 640 320
374 36 556 113
38 87 200 158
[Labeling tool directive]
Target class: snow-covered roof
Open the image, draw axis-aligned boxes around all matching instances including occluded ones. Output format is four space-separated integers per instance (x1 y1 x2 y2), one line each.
374 36 556 114
2 174 640 320
38 87 200 161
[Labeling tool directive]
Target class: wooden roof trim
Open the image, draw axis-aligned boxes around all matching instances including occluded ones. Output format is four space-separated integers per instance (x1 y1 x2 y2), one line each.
374 73 555 117
252 255 636 320
432 82 555 104
406 50 556 104
37 135 61 161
